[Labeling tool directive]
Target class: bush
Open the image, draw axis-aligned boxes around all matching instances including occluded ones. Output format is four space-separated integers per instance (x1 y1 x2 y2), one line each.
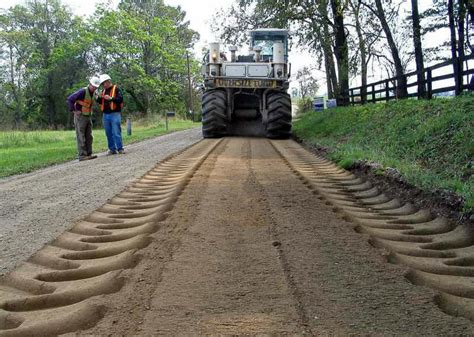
295 97 313 114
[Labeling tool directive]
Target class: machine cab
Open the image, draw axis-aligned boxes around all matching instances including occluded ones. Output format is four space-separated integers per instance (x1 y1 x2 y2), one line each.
249 29 289 63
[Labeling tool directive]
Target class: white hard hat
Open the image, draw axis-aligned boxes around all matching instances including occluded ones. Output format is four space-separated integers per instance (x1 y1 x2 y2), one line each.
89 76 101 88
99 74 112 84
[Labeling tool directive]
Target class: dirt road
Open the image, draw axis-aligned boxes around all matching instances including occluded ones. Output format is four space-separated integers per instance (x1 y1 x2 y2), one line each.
1 137 473 336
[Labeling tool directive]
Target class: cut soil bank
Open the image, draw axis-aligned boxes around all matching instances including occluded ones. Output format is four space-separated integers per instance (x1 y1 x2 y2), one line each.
292 95 474 217
300 140 472 227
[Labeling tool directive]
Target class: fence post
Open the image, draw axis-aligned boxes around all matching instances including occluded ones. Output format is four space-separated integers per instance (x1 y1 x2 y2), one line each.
372 84 376 103
426 68 432 99
385 80 390 102
361 85 366 105
454 56 461 96
126 117 132 136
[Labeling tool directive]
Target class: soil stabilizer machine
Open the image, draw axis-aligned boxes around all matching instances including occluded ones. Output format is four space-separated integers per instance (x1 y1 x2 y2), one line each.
201 29 292 138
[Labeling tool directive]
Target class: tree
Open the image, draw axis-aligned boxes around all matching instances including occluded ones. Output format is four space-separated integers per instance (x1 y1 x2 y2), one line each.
421 0 450 61
411 0 426 98
348 0 368 103
295 0 339 100
330 0 349 105
456 0 467 95
296 66 320 110
0 11 29 127
0 0 86 128
449 0 460 94
447 0 471 95
363 0 408 98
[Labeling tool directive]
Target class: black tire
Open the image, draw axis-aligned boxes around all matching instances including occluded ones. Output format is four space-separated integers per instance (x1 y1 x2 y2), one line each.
266 91 292 139
201 89 227 138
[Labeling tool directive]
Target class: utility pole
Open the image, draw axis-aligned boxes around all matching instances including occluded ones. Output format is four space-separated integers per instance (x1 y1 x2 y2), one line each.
186 51 194 122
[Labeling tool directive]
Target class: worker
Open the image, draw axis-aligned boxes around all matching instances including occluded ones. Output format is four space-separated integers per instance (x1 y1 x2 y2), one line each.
97 74 125 155
67 76 101 161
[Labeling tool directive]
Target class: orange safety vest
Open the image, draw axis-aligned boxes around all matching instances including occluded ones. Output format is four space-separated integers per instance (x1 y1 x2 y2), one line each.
76 87 94 115
101 85 123 112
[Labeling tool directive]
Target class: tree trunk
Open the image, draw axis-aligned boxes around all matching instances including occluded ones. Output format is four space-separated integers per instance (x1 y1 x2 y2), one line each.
457 0 466 94
323 39 338 99
127 89 147 114
411 0 426 99
324 58 334 99
374 0 408 98
448 0 460 95
47 73 56 128
8 45 22 128
318 0 338 99
351 0 367 104
330 0 349 106
321 31 338 99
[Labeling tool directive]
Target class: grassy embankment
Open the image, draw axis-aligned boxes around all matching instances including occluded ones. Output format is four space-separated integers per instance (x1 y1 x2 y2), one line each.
0 119 198 178
293 95 474 211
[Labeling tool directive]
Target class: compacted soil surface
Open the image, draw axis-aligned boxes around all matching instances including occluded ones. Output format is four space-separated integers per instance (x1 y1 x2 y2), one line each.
1 136 473 336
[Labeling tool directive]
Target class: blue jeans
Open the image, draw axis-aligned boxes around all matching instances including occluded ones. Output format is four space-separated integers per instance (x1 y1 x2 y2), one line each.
103 112 123 151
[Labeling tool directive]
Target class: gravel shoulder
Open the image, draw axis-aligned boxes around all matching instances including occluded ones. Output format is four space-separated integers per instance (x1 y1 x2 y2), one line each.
0 128 202 275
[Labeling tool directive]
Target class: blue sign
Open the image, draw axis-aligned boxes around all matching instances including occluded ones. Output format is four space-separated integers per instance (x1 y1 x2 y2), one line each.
313 97 325 111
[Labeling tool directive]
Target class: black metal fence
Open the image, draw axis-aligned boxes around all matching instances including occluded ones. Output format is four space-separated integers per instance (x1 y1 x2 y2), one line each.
347 54 474 104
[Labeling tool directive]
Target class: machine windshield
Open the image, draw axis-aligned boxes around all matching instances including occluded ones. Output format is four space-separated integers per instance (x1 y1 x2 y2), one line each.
253 36 286 56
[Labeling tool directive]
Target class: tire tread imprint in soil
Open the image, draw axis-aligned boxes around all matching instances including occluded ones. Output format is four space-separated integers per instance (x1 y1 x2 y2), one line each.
270 139 474 322
0 139 222 336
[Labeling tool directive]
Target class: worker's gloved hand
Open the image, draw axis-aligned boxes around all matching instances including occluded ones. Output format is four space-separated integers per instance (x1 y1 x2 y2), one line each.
104 95 112 101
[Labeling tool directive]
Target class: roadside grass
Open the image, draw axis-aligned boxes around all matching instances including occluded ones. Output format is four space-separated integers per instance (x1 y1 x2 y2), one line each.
0 119 198 178
293 94 474 211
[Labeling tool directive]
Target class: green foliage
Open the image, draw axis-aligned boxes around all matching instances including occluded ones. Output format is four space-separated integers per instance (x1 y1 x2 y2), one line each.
293 95 474 211
337 157 356 169
0 0 91 128
296 97 313 112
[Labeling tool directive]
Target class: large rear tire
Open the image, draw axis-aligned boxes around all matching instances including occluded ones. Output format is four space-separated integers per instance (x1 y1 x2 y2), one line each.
266 91 292 139
201 89 228 138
